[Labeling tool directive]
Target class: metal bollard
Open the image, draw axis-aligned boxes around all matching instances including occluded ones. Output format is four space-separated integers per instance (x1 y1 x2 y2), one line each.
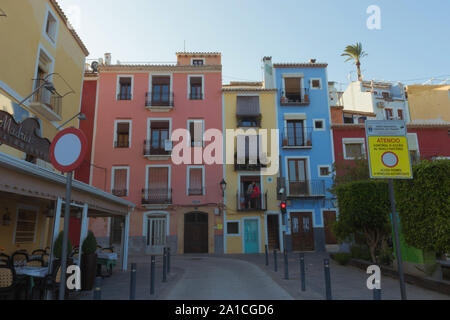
162 248 167 283
273 250 278 272
129 263 136 300
167 247 171 274
93 277 102 300
284 249 289 280
373 288 381 300
324 259 332 300
299 253 305 291
265 245 269 266
150 255 156 295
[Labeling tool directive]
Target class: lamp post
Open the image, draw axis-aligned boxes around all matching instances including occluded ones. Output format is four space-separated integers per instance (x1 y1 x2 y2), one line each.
219 179 227 197
57 112 86 130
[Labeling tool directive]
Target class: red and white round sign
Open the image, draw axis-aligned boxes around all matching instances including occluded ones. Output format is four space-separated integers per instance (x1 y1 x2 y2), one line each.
381 151 399 168
50 128 88 173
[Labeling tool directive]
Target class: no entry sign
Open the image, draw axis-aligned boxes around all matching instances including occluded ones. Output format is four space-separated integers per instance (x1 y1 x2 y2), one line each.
50 128 88 173
365 120 413 179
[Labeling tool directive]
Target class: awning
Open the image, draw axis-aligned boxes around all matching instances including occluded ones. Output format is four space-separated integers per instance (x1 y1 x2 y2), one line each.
236 96 260 116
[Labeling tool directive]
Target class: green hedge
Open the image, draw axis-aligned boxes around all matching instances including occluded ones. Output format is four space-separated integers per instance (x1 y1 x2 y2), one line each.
395 159 450 253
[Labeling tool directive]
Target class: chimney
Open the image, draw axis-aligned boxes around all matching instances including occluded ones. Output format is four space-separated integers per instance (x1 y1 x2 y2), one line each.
104 53 112 65
98 57 104 65
309 59 316 63
262 56 275 89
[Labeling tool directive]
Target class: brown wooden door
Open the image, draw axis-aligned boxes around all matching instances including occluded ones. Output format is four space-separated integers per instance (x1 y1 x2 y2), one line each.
267 215 280 250
323 210 338 244
184 212 208 253
291 212 314 251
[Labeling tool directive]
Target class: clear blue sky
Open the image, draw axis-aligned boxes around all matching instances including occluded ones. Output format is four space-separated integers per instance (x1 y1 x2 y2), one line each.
59 0 450 89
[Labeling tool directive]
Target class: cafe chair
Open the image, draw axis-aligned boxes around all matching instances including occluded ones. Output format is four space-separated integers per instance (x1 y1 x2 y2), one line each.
31 249 46 257
41 259 73 300
101 247 114 253
26 258 44 267
0 266 22 300
11 251 29 267
0 254 10 267
42 254 49 267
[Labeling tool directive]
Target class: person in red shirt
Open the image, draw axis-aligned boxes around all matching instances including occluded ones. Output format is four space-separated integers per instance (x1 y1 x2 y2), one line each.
250 181 261 209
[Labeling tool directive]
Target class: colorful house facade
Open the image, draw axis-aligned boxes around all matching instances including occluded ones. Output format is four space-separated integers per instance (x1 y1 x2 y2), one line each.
263 57 337 252
406 85 450 123
86 52 224 254
222 82 281 254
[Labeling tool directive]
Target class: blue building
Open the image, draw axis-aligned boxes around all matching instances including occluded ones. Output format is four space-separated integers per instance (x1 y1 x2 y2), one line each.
262 57 337 252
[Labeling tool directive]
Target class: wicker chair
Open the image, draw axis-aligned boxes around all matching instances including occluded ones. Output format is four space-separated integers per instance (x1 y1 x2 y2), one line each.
101 247 114 253
31 249 47 257
11 251 29 267
26 258 44 267
0 266 22 300
0 254 10 267
40 260 71 300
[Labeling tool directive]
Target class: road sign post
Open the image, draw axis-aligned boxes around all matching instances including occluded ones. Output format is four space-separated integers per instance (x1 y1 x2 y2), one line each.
365 120 411 300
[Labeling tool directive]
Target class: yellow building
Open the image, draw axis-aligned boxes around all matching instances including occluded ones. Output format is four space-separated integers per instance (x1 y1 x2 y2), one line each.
406 85 450 122
0 1 134 271
223 82 283 254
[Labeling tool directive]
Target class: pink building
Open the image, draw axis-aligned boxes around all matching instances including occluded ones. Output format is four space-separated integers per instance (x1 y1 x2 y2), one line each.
85 52 224 254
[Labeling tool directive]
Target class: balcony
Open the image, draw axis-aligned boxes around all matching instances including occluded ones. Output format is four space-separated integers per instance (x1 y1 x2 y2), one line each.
234 154 267 171
145 92 174 111
114 141 129 148
143 140 172 159
287 180 326 198
117 93 132 101
188 187 205 196
280 88 310 106
237 192 267 211
189 93 203 100
112 189 128 197
29 86 62 121
282 128 313 148
142 188 172 206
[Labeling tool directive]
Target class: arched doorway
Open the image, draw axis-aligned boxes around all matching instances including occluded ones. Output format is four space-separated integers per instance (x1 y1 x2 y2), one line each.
184 212 208 253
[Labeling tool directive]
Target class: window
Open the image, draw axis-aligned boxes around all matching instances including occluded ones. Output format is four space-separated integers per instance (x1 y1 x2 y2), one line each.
288 158 308 195
227 222 240 235
189 76 203 100
147 121 170 155
45 11 57 42
382 92 391 99
192 59 204 66
343 139 366 160
314 119 324 131
188 120 204 147
283 77 302 102
310 78 322 89
236 96 261 127
343 115 354 124
188 167 204 195
112 167 129 197
114 121 131 148
144 166 170 204
398 109 404 120
319 166 331 177
14 208 38 244
118 76 132 100
236 135 264 168
34 49 55 109
151 76 171 106
385 108 393 120
285 120 306 146
238 176 263 210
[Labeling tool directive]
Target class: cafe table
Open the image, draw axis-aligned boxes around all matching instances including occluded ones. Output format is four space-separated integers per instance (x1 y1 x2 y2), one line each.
96 251 118 277
15 266 49 299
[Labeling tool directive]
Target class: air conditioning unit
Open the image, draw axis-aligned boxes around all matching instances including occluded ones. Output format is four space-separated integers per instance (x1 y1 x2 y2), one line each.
377 102 385 108
164 140 173 151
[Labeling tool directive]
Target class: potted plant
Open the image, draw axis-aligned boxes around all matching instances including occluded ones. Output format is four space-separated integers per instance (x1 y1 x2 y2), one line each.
53 231 73 265
81 231 98 291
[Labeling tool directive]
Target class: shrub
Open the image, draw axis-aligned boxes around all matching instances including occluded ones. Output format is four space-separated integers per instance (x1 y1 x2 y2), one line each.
333 252 352 265
377 247 394 266
350 245 372 261
54 231 72 259
82 231 98 255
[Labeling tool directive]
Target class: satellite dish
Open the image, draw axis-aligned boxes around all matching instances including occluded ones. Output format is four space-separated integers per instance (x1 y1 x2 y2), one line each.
91 61 99 72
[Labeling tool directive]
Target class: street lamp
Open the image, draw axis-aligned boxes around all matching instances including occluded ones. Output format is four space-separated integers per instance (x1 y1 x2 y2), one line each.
219 179 227 196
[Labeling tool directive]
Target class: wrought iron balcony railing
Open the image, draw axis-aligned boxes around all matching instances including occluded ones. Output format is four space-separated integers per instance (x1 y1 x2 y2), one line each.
31 84 62 118
145 92 174 108
114 140 130 148
143 140 171 156
112 189 128 197
281 127 313 147
142 188 172 205
189 93 203 100
234 153 268 171
117 93 132 100
279 88 310 106
287 180 326 198
237 192 267 211
188 187 205 196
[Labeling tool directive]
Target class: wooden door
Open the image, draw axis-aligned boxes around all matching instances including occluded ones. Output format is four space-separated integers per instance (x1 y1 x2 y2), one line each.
184 212 208 253
291 212 314 251
323 210 337 244
267 215 280 250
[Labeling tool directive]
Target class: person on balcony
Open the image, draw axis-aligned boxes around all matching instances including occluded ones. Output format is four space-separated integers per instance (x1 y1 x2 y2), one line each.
246 183 253 209
250 182 261 209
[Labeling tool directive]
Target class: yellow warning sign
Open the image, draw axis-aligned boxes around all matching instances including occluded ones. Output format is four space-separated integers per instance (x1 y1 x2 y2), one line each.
367 136 412 179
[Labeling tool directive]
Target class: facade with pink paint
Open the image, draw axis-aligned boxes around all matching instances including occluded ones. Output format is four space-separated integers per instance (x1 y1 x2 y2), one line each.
87 52 224 254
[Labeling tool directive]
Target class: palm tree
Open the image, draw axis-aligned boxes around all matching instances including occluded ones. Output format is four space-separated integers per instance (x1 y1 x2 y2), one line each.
341 43 367 81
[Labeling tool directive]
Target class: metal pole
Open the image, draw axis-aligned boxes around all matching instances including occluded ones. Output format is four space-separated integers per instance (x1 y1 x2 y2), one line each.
162 248 167 283
373 288 381 300
284 249 289 280
58 171 73 300
273 249 278 272
265 245 269 266
299 253 305 291
167 247 171 274
93 277 102 300
388 179 407 300
150 256 155 295
324 259 332 300
129 263 136 300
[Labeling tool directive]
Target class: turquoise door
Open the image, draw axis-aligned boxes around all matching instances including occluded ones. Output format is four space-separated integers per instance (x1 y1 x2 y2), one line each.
244 219 259 253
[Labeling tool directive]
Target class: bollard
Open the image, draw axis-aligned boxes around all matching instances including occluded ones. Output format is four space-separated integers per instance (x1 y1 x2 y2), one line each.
167 247 171 274
284 249 289 280
273 250 278 272
299 253 305 291
373 288 381 300
93 277 102 300
150 255 156 295
129 263 136 300
265 245 269 266
162 248 167 283
324 259 332 300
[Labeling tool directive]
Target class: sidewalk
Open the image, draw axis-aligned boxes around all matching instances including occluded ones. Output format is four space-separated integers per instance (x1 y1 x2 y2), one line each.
225 252 450 300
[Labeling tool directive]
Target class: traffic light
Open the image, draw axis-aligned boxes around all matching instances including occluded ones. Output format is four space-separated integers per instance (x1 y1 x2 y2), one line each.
280 201 287 215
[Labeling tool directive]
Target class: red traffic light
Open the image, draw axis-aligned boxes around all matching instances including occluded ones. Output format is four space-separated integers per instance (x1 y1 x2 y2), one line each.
280 202 286 209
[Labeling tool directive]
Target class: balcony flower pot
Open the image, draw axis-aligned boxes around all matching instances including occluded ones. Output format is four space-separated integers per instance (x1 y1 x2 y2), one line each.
283 138 288 146
81 231 98 291
307 140 312 146
281 96 286 103
304 94 309 102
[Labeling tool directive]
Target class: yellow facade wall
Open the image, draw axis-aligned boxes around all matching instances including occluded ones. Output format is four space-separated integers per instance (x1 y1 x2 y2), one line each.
407 85 450 122
223 91 279 254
